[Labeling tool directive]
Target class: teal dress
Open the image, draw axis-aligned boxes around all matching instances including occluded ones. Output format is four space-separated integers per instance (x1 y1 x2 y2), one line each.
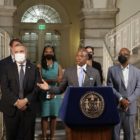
40 62 62 117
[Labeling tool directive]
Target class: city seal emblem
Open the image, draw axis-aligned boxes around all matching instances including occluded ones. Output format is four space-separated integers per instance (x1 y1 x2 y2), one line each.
80 91 105 118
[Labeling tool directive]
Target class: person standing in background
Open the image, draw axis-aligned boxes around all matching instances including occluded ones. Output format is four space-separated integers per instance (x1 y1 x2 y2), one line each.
38 46 63 140
85 46 103 84
0 44 40 140
0 38 22 64
107 48 140 140
0 38 22 82
0 38 22 111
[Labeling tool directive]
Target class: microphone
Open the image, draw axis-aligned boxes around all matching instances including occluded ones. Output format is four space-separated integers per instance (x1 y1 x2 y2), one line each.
83 69 94 86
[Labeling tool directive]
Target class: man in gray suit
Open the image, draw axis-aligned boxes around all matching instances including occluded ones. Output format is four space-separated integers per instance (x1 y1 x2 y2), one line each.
37 48 101 139
107 48 140 140
37 48 101 94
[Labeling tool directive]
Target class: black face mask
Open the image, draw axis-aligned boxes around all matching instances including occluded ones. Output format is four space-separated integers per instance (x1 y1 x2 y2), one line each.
88 53 93 60
118 55 128 64
45 54 54 60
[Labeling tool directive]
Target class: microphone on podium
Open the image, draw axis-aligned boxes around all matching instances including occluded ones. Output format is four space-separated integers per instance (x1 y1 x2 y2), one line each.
83 69 94 86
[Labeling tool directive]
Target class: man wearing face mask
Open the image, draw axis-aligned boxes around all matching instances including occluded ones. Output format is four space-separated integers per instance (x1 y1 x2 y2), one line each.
107 48 140 140
0 38 22 80
0 44 40 140
0 39 22 109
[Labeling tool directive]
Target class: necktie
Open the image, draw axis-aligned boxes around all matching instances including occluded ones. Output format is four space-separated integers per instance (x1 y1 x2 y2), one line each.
78 67 84 87
19 64 24 98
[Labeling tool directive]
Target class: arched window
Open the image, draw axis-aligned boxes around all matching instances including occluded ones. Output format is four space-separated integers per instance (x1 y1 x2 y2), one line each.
21 5 62 23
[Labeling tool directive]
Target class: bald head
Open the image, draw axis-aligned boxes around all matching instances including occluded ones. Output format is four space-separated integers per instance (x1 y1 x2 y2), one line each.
119 48 131 56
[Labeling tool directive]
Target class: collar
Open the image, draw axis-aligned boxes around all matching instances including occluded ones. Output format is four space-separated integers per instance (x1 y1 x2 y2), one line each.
77 64 87 70
120 64 129 70
16 61 26 67
11 54 15 62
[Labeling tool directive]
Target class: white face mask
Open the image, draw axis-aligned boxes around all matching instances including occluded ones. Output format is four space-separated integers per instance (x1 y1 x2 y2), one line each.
15 53 26 63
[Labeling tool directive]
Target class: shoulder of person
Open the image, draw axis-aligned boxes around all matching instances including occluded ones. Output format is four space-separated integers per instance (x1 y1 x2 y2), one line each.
87 65 98 72
130 64 140 72
64 66 76 72
0 55 12 64
93 60 101 66
108 64 120 71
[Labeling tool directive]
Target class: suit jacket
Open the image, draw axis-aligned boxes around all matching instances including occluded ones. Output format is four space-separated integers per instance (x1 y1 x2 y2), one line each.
107 64 140 114
0 56 14 111
0 60 40 116
50 65 101 94
92 60 103 84
0 55 13 82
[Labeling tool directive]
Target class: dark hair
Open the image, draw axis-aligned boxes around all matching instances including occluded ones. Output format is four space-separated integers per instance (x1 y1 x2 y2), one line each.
85 46 94 51
9 38 22 47
41 45 57 70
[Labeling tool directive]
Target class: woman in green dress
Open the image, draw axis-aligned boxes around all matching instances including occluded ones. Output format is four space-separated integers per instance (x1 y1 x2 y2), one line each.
39 45 63 140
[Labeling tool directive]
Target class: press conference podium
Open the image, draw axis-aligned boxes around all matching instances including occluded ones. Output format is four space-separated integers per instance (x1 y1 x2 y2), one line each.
59 86 119 140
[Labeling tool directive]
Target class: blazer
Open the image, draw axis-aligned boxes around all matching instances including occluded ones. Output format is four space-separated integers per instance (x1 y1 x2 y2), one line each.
50 65 101 94
0 60 40 116
92 60 103 84
107 64 140 114
0 56 13 82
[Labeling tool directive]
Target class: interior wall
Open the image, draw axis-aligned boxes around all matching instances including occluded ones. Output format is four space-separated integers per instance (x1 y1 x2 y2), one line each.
14 0 80 68
116 0 140 25
59 0 80 66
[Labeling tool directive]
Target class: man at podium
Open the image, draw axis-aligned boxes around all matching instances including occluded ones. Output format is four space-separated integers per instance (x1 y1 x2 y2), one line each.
37 48 101 93
37 48 106 140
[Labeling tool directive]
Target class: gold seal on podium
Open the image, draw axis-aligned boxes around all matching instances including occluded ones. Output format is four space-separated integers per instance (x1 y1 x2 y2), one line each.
80 91 105 118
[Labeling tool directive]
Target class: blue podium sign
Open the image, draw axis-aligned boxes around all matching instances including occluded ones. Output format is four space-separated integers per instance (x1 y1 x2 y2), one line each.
59 86 119 128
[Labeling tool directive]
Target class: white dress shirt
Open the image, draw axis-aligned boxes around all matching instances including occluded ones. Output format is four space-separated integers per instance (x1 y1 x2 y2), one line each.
121 65 129 88
77 64 87 85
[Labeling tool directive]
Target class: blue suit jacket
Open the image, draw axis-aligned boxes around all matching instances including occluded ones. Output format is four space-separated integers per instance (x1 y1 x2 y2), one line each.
107 64 140 114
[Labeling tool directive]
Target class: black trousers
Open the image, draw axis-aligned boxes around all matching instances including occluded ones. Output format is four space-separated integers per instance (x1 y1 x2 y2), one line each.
4 108 36 140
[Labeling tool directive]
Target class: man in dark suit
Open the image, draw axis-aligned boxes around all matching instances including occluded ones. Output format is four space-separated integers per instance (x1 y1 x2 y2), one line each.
37 48 101 93
0 39 22 112
0 38 22 82
85 46 103 84
107 48 140 140
0 44 40 140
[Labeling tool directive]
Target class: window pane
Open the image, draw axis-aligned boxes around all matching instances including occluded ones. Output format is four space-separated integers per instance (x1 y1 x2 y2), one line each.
21 5 61 23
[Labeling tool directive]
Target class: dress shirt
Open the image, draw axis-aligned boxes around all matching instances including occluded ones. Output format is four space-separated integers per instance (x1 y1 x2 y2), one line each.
121 64 129 88
77 64 87 85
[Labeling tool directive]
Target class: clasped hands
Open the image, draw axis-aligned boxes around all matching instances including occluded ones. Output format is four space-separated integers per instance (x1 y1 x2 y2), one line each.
14 98 28 111
119 98 130 111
